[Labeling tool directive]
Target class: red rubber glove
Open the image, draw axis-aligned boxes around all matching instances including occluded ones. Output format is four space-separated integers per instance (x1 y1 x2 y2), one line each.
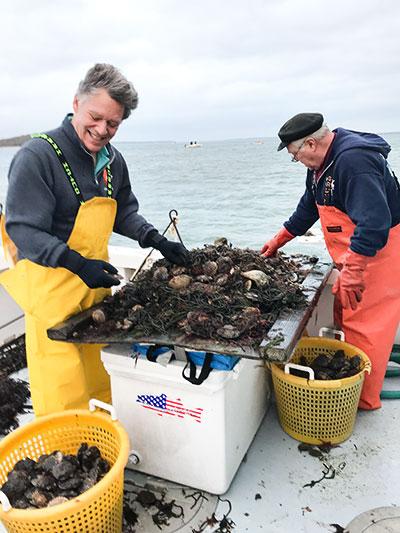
332 250 369 311
261 227 295 257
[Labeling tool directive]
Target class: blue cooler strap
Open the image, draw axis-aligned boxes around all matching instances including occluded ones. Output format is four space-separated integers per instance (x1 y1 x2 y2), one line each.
182 352 213 385
146 344 161 362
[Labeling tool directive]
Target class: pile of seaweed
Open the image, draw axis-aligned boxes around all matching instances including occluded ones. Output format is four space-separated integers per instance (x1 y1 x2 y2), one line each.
0 444 110 509
79 243 317 349
0 374 30 436
0 335 27 376
0 335 30 436
122 484 235 532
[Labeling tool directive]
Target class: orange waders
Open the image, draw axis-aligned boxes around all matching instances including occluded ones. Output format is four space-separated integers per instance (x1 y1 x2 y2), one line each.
318 205 400 409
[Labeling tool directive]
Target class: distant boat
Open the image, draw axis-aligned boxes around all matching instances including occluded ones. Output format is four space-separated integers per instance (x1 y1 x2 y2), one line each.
184 141 202 148
255 140 264 144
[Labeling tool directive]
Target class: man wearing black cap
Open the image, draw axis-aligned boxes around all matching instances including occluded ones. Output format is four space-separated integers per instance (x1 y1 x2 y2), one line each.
261 112 400 410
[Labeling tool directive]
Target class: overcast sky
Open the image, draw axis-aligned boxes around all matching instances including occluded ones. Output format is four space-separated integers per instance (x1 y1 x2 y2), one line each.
1 0 399 141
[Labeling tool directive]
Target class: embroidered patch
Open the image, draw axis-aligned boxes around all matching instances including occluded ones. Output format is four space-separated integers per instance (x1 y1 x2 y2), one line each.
326 226 342 233
323 175 335 204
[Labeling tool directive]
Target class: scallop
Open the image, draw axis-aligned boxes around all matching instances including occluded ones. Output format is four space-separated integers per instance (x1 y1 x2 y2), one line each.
92 309 107 324
48 496 69 507
217 325 241 339
215 274 229 286
30 489 49 508
214 237 228 246
217 256 233 274
203 260 218 277
152 266 169 282
171 265 187 276
241 270 269 287
168 274 192 290
242 306 261 317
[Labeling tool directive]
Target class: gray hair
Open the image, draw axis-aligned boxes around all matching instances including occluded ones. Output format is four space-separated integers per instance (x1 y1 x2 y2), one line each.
77 63 138 120
291 124 331 149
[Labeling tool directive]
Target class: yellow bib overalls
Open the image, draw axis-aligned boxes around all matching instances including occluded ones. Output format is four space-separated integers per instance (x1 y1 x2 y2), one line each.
0 135 116 416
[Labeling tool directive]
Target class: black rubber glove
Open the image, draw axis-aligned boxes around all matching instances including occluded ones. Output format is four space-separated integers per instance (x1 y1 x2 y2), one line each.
58 249 121 289
157 239 189 266
145 231 189 266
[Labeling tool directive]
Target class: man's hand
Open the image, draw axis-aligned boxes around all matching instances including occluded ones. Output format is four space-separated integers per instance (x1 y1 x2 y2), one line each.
144 230 189 266
157 239 189 266
58 249 121 289
75 258 121 289
261 227 295 257
332 250 369 310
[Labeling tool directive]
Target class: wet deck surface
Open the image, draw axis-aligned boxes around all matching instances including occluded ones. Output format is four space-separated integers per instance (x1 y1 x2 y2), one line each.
1 368 399 532
217 398 400 532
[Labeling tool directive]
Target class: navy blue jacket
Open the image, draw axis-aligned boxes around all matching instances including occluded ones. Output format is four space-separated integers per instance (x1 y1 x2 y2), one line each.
284 128 400 256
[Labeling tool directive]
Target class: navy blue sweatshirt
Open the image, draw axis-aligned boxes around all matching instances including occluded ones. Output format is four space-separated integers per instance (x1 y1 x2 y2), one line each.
284 128 400 256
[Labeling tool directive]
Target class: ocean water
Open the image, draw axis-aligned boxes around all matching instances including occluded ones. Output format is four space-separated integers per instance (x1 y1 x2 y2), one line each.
1 133 400 260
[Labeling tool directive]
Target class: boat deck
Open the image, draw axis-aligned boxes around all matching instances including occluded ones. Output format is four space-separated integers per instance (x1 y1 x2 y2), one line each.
1 376 399 532
220 396 400 532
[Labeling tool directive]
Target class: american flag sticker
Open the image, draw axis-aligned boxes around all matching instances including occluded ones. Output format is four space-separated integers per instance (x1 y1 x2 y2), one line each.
136 393 204 423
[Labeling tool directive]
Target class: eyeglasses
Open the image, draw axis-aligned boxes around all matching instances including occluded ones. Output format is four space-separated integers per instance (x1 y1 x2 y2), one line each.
290 139 307 162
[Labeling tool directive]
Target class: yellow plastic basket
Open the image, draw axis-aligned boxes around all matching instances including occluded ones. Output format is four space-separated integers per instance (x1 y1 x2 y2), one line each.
271 336 371 445
0 401 130 532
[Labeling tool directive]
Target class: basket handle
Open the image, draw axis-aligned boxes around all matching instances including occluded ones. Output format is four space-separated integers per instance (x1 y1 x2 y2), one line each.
362 360 372 375
285 363 315 380
284 366 345 388
89 399 117 421
319 327 345 341
0 491 11 512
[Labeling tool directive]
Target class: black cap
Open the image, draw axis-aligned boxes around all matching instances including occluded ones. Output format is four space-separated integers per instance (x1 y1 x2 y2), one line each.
277 113 324 151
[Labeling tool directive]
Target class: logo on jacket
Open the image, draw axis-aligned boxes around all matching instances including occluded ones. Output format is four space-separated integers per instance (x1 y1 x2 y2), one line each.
323 175 335 204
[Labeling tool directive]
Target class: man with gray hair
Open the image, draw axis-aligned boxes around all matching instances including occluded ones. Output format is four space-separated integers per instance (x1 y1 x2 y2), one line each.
1 63 188 416
261 112 400 410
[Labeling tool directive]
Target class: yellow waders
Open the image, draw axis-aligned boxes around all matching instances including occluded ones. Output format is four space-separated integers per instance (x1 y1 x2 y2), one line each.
0 197 117 416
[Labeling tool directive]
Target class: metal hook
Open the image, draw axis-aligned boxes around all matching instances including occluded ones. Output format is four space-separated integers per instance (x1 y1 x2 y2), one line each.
130 209 184 282
168 209 184 245
169 209 178 223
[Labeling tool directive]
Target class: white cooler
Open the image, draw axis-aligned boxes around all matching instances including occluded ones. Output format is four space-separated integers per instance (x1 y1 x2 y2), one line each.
0 285 24 346
101 344 270 494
